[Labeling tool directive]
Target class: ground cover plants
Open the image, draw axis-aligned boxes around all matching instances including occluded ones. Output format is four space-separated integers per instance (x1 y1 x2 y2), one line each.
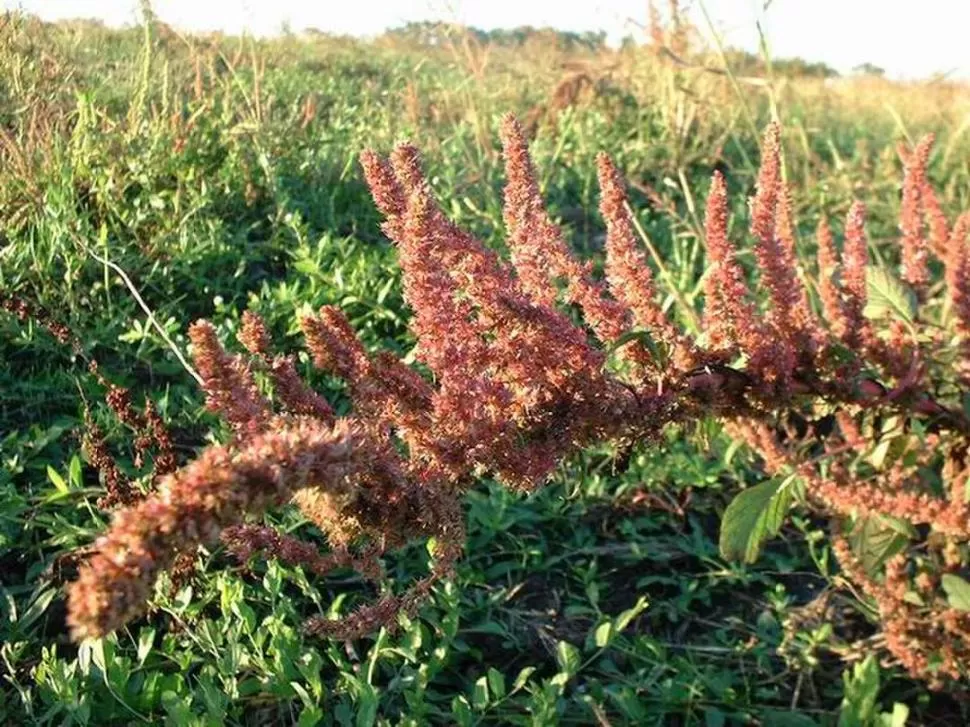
3 6 970 725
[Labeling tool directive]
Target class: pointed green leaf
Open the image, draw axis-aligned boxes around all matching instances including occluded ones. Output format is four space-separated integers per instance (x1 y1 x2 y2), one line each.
486 667 506 700
849 516 912 576
513 666 536 692
471 676 489 710
839 655 881 727
942 574 970 611
47 466 68 494
865 266 917 325
555 641 581 677
719 477 794 564
593 621 613 648
137 627 156 667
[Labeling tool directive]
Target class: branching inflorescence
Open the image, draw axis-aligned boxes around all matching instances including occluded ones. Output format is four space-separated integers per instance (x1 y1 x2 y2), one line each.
60 114 970 686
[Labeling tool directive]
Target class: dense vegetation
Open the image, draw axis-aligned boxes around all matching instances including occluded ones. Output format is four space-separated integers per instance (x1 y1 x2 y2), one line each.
2 8 970 725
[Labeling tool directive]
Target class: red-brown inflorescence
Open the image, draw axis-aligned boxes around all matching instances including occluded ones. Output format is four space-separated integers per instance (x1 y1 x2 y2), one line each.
597 152 697 372
67 419 360 639
61 118 970 687
0 296 180 509
0 292 79 352
238 310 336 422
899 134 934 288
702 170 769 363
189 319 270 437
750 125 802 335
840 201 870 346
238 310 272 358
946 213 970 338
814 218 850 341
83 409 138 510
499 113 629 345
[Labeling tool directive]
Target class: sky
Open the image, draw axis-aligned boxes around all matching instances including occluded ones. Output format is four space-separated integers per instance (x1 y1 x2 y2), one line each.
5 0 969 80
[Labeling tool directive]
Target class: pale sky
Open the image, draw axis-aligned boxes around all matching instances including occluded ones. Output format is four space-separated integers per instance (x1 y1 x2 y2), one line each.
6 0 969 80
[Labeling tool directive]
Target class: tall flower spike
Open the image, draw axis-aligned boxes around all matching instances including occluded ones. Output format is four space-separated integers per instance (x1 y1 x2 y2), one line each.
499 113 628 344
702 171 765 358
841 201 870 349
238 310 272 357
749 124 803 359
701 171 738 352
367 144 495 382
359 149 407 240
499 113 560 308
946 213 970 339
301 306 371 381
922 180 950 259
899 134 934 288
302 306 436 459
749 123 782 251
389 143 426 196
266 356 335 422
815 217 850 340
189 320 270 437
597 152 696 370
398 180 493 375
775 182 816 340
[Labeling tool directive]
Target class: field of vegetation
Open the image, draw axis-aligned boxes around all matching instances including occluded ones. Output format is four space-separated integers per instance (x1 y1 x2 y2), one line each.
2 7 970 725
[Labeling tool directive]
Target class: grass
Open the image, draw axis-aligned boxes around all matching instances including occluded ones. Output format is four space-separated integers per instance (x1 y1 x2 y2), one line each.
2 10 970 725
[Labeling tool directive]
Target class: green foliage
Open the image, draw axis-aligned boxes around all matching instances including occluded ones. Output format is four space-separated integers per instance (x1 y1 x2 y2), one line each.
942 575 970 612
838 657 910 727
846 516 913 577
719 476 797 564
864 267 918 326
1 9 970 726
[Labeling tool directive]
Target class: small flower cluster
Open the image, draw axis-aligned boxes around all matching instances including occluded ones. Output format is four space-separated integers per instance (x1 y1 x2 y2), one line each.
0 292 79 352
57 116 970 686
84 360 178 508
0 293 177 509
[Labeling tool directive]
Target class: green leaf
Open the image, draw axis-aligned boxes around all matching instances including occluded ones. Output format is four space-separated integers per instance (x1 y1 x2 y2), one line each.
879 703 909 727
590 596 649 650
849 516 912 576
18 588 56 630
486 667 506 700
471 676 489 710
513 666 536 691
593 621 613 648
136 627 156 667
90 638 107 675
290 681 313 707
942 574 970 611
355 682 379 727
865 266 917 325
555 641 581 678
839 655 881 727
614 596 649 632
298 705 324 727
47 465 68 494
69 455 83 488
705 708 727 727
451 695 473 727
719 477 794 564
161 691 194 724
